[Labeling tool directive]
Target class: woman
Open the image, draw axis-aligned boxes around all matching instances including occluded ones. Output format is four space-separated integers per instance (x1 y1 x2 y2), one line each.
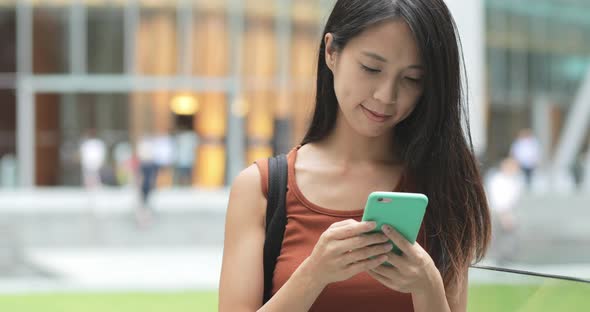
219 0 491 311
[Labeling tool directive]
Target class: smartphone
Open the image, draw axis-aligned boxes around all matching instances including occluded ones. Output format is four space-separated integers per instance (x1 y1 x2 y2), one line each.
361 191 428 259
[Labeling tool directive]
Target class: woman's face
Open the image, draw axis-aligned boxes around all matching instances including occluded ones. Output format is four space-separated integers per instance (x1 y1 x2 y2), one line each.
325 19 424 138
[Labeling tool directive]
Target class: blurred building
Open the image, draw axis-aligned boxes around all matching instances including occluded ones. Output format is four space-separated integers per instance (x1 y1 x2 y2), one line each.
0 0 589 188
485 0 590 175
1 0 326 188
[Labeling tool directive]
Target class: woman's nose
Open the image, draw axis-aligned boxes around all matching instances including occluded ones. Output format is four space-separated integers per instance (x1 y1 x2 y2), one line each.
373 79 397 105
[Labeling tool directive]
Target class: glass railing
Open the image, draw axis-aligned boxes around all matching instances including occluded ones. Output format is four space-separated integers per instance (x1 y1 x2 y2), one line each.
468 265 590 312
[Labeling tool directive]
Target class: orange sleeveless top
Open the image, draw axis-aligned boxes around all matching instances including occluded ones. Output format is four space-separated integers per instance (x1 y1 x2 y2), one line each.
255 146 427 312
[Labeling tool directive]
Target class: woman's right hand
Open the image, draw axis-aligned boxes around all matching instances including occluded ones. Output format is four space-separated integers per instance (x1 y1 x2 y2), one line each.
301 219 394 286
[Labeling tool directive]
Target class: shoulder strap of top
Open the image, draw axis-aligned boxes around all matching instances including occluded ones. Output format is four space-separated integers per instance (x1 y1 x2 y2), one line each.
262 154 288 304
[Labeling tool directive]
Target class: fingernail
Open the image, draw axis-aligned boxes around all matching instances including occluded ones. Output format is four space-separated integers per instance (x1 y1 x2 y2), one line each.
366 221 377 228
382 225 391 232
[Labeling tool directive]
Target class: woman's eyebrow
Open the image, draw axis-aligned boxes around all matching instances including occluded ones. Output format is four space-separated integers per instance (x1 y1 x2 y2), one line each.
407 65 424 70
361 50 423 69
361 51 388 63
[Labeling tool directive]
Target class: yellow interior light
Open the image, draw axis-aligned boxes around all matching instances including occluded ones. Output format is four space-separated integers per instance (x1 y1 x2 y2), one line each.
170 94 199 115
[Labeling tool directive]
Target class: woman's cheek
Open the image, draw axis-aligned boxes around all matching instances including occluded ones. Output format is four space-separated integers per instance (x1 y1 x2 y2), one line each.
349 80 373 103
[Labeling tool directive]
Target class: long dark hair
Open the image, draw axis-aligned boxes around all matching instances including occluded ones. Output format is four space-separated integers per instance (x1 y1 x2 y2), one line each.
302 0 491 287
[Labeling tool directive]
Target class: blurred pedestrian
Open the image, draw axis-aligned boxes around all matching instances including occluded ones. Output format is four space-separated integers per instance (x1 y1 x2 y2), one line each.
174 125 199 186
572 152 585 189
510 128 540 188
79 128 106 189
113 140 136 187
582 149 590 191
136 133 157 226
153 128 175 187
487 157 524 264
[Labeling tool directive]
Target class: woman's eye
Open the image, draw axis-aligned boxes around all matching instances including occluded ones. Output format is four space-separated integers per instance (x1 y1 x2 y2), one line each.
361 64 381 74
405 77 422 84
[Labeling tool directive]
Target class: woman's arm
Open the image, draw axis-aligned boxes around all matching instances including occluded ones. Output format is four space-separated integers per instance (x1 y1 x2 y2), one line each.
411 266 468 312
218 165 328 312
367 225 469 312
446 268 469 312
218 165 267 311
258 258 328 312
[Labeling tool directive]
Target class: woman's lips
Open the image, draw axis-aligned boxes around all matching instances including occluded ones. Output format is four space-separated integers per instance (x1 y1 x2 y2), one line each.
360 105 392 123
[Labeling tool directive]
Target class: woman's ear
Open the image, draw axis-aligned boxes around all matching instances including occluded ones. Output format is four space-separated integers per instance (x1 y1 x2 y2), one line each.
324 33 337 71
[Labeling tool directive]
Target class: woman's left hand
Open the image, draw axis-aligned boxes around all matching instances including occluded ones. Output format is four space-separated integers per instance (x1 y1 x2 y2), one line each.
367 224 439 294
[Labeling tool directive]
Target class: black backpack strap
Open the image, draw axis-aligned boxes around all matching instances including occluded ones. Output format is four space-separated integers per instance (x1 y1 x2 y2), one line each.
262 154 288 304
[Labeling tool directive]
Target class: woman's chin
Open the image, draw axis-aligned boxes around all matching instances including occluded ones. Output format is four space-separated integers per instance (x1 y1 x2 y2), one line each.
352 124 391 139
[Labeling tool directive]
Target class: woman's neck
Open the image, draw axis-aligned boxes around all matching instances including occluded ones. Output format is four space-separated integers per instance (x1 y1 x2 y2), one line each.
317 111 398 166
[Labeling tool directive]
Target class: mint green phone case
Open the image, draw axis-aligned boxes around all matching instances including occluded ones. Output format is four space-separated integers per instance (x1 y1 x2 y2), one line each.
362 192 428 257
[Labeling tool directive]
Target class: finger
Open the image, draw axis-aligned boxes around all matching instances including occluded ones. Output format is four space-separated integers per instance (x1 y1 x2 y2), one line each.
327 221 377 240
370 263 400 278
343 242 393 264
367 268 391 283
367 270 402 292
384 250 411 269
329 219 357 229
381 225 413 255
344 253 388 276
335 233 389 252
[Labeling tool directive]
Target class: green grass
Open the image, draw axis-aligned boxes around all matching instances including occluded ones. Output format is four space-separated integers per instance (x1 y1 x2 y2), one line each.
0 283 588 312
468 282 590 312
0 291 218 312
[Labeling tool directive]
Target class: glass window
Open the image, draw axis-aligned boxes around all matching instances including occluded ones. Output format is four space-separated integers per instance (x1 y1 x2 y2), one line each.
0 90 16 188
33 5 69 74
35 93 130 186
0 6 16 73
86 6 125 74
192 10 228 77
136 7 178 75
488 47 509 104
33 92 225 188
243 7 277 163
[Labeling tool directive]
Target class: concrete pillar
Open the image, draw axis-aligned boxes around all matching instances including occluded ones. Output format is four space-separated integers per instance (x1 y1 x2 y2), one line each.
445 0 487 156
